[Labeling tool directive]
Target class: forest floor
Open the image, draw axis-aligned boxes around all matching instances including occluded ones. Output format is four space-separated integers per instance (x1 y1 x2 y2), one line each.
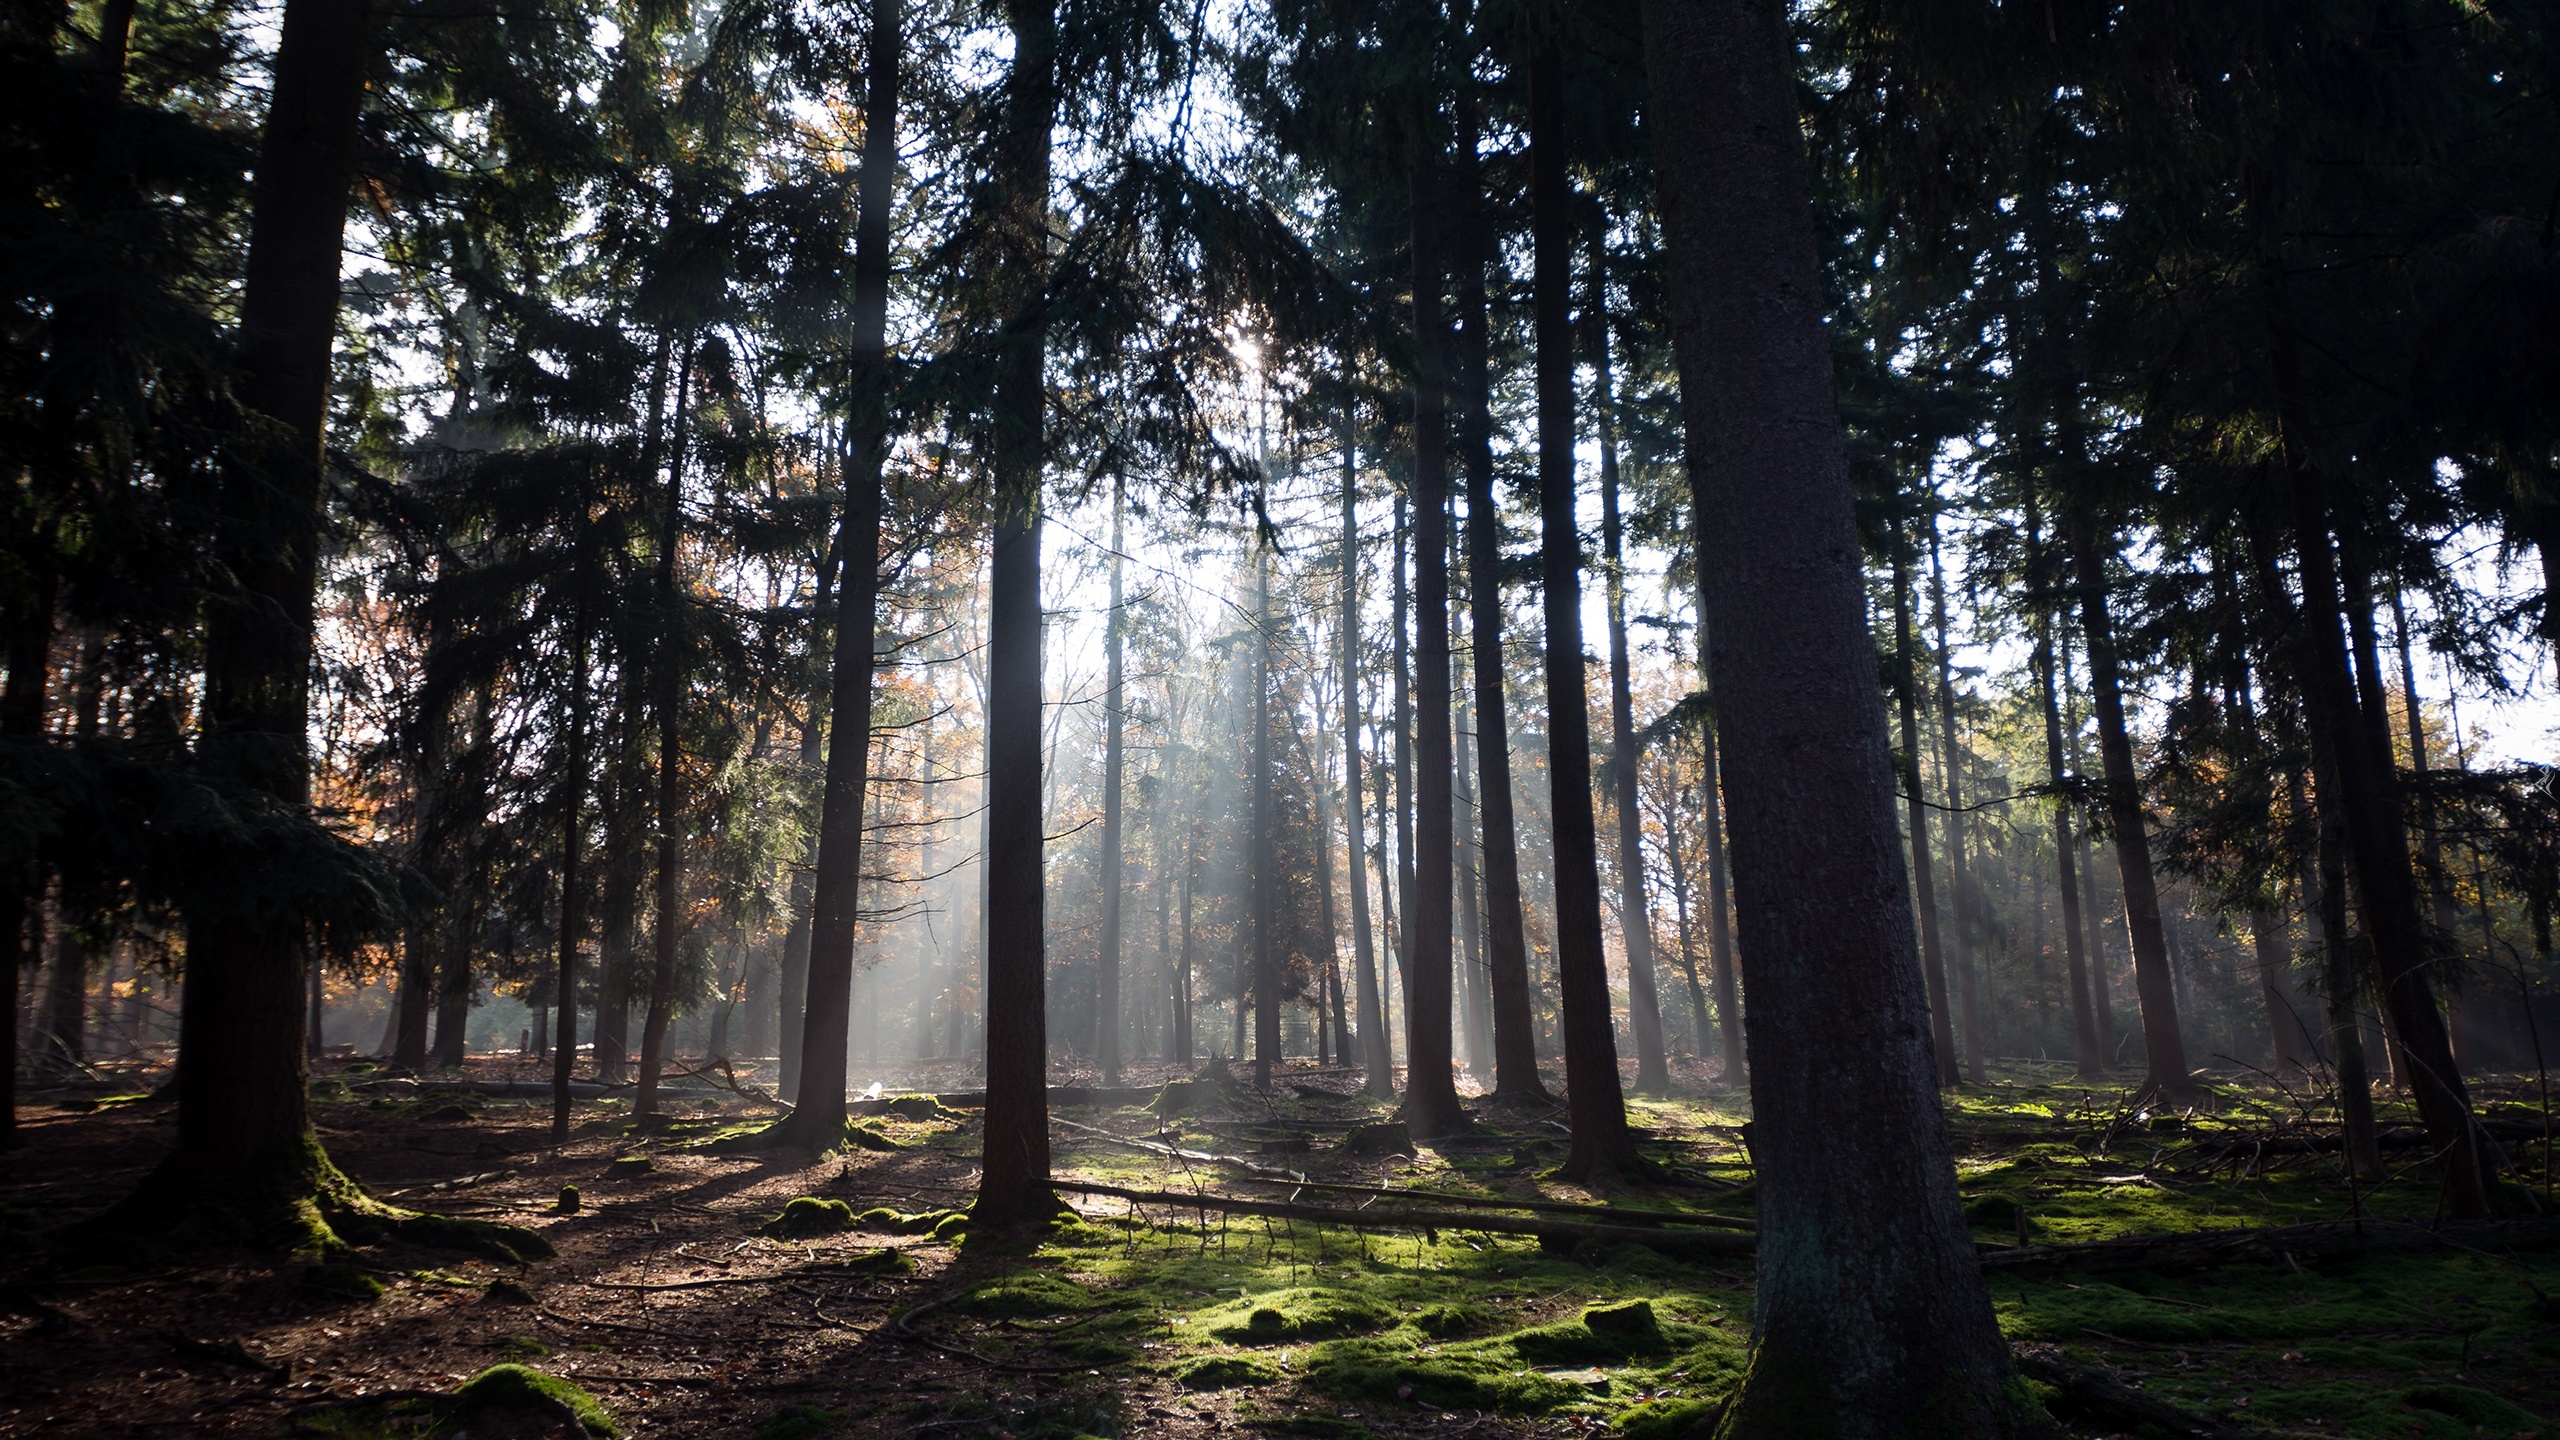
1 1055 2556 1440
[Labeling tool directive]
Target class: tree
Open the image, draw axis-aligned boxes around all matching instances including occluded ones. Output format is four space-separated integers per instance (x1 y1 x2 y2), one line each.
972 0 1061 1228
1635 0 2036 1427
1528 29 1633 1178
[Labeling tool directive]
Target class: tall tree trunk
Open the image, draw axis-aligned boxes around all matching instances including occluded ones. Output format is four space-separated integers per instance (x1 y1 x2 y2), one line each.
2392 590 2470 1061
2065 507 2193 1096
1928 524 1987 1083
1454 662 1494 1082
551 505 597 1144
1341 436 1391 1095
2034 595 2105 1079
1637 0 2032 1425
1097 478 1126 1084
1893 544 1963 1089
974 0 1057 1226
2305 768 2385 1178
135 0 378 1221
638 338 699 1117
1694 642 1745 1084
1392 496 1415 1033
1592 220 1668 1096
2284 480 2488 1209
1404 138 1465 1136
1252 542 1280 1087
778 524 840 1101
1450 97 1544 1109
1529 35 1632 1177
780 0 897 1150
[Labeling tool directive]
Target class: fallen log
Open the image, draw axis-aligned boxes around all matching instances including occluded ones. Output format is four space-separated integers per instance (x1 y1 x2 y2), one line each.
2012 1343 2297 1440
1050 1179 1758 1259
1235 1175 1757 1232
1980 1216 2560 1275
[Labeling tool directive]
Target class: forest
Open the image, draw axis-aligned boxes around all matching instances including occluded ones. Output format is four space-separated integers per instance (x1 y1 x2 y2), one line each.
3 0 2558 1436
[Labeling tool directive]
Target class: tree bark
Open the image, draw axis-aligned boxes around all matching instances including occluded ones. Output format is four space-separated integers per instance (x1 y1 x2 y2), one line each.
1403 140 1464 1136
1341 431 1391 1096
1893 544 1963 1089
1928 524 1987 1084
782 0 898 1149
1637 0 2034 1426
974 0 1057 1227
1694 643 1745 1084
146 0 378 1219
777 526 839 1101
1529 35 1632 1176
2065 507 2193 1096
1098 478 1126 1084
1593 220 1669 1095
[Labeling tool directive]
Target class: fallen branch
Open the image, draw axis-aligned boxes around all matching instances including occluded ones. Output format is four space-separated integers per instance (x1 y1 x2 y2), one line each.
1050 1178 1756 1258
2012 1343 2300 1439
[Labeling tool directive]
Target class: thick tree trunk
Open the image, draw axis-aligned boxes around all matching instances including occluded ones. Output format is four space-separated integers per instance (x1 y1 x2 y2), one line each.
1529 36 1631 1176
2284 479 2489 1212
2066 508 2193 1096
1928 527 1987 1084
144 0 378 1223
1893 547 1963 1089
1097 481 1126 1084
777 531 838 1100
1637 0 2034 1427
974 0 1057 1227
1593 225 1668 1096
1341 437 1391 1096
781 0 897 1149
2035 609 2105 1079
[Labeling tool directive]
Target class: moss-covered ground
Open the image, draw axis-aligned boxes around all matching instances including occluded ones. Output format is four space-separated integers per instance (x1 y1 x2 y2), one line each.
1 1053 2553 1437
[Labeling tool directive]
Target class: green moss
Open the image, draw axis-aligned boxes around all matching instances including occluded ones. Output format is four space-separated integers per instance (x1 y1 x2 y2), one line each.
1202 1288 1395 1344
1300 1337 1590 1412
844 1123 905 1153
762 1196 857 1238
930 1211 971 1243
1614 1397 1726 1440
954 1271 1104 1318
1509 1301 1673 1365
1176 1355 1280 1389
494 1335 549 1360
454 1364 616 1437
1411 1301 1495 1338
2399 1384 2547 1431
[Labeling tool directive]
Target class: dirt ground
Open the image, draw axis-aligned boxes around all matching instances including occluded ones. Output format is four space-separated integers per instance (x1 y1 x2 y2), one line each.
0 1059 1604 1440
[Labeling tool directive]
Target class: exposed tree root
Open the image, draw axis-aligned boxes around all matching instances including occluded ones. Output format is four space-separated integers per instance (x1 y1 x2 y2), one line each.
65 1132 551 1264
